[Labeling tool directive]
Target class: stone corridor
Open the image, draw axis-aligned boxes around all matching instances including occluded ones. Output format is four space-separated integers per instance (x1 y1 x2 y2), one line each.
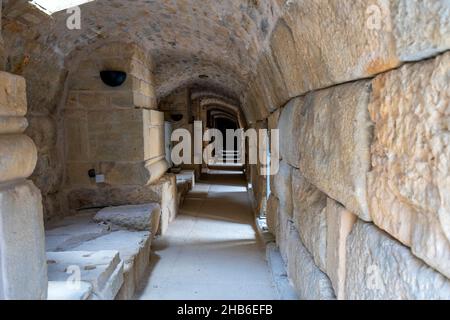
137 171 278 300
0 0 450 300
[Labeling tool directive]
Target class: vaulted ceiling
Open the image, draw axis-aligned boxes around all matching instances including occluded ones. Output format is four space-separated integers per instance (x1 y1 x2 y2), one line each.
2 0 284 102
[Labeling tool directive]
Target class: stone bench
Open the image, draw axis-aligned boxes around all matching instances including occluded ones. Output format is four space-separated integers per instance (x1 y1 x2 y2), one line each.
46 203 161 300
47 250 124 300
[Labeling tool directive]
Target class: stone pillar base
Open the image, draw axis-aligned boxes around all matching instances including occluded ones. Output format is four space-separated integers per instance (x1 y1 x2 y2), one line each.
0 181 47 299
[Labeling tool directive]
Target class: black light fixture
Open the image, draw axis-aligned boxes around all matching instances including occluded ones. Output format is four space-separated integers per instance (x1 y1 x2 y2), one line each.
100 70 127 87
170 114 184 122
88 169 96 178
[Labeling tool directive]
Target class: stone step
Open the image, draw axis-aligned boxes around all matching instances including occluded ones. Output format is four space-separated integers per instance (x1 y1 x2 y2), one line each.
69 231 152 300
47 250 124 300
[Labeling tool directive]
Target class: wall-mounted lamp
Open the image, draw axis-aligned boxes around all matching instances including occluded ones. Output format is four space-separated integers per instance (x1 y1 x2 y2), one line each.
170 114 184 122
100 70 127 87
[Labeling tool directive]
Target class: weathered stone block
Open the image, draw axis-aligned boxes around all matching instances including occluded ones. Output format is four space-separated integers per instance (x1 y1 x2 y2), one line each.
394 0 450 61
94 203 161 234
291 168 328 272
267 0 397 102
271 160 293 218
0 181 47 299
345 221 450 300
278 98 303 167
296 81 373 221
326 198 357 300
368 52 450 278
286 227 335 300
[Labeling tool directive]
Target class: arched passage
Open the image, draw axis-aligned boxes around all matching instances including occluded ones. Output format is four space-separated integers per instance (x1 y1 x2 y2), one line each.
0 0 449 300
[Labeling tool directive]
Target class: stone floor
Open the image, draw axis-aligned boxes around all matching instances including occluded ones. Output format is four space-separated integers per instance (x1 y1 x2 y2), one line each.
136 171 278 300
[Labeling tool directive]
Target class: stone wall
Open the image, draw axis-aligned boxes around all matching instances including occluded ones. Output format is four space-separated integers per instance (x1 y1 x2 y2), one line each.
261 51 450 299
253 0 450 300
61 43 169 215
1 0 449 300
243 0 450 124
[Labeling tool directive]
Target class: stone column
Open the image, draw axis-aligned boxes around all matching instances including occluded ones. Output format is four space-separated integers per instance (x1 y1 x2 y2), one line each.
0 71 47 299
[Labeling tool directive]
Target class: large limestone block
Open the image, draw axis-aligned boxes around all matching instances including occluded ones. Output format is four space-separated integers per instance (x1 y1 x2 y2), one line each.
326 198 357 300
368 52 450 278
269 0 398 101
250 51 289 115
291 169 328 272
0 134 38 182
266 194 279 236
393 0 450 61
94 203 161 234
0 181 47 299
0 71 27 117
271 160 293 218
346 221 450 300
297 81 373 221
278 98 303 167
287 228 335 300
